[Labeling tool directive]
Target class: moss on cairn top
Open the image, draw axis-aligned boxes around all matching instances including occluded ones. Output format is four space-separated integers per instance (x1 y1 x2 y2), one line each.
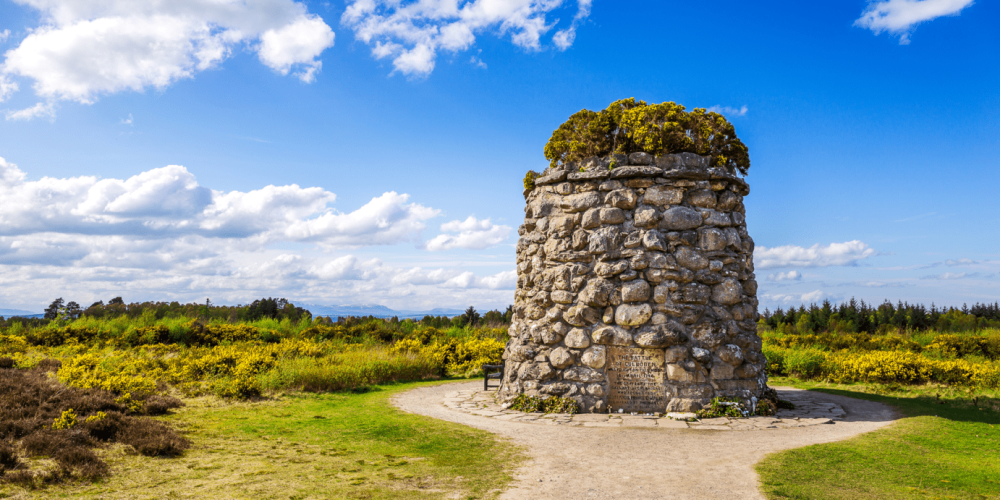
543 98 750 176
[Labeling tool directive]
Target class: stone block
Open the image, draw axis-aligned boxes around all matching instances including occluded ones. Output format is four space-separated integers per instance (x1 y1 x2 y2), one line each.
611 165 662 178
628 152 653 165
595 260 629 277
563 367 605 383
699 228 727 251
548 348 573 369
551 290 574 304
633 206 660 228
540 328 563 345
677 283 710 304
600 208 626 224
565 328 592 348
709 360 735 379
711 279 743 305
568 170 609 181
563 305 600 326
701 209 732 227
625 178 655 188
664 346 688 363
634 323 686 348
540 382 571 395
560 192 602 213
615 303 653 326
624 231 642 248
605 189 637 209
718 344 744 366
666 364 707 384
642 186 684 206
581 346 607 369
735 362 762 378
581 209 601 229
686 189 717 209
642 230 666 251
621 279 651 302
674 246 709 270
534 169 567 185
599 180 623 191
691 347 712 364
659 206 702 230
592 326 632 345
579 278 614 307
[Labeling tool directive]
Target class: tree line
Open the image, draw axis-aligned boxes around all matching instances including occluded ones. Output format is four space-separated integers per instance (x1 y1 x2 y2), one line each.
762 298 1000 334
2 298 514 330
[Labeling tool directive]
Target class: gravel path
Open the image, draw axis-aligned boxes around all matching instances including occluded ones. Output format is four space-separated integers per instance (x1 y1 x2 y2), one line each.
392 381 899 500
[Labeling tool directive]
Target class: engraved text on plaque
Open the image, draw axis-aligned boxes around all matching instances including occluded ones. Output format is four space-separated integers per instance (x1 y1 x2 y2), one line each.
606 346 666 413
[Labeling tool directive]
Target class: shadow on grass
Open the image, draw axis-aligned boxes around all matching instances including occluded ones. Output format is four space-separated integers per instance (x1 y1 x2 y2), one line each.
792 385 1000 426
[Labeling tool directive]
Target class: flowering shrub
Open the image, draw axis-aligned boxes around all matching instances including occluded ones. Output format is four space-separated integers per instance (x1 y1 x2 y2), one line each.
58 354 158 412
52 409 78 430
391 336 504 377
765 345 1000 389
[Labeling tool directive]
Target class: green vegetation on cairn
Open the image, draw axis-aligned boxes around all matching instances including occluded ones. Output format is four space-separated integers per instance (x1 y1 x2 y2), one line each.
507 393 579 414
757 378 1000 500
542 97 750 174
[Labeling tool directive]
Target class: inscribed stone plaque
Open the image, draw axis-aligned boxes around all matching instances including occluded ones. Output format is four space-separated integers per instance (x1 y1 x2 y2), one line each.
606 346 666 413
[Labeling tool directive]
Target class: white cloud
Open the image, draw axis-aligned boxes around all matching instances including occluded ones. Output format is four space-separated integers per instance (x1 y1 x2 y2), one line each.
945 258 976 266
755 240 877 269
341 0 591 77
284 192 439 246
922 271 970 280
0 76 17 102
767 270 802 281
761 290 829 306
257 14 335 83
121 113 133 125
442 270 517 289
0 30 9 43
470 56 487 69
5 101 55 121
0 155 515 311
0 156 437 246
425 216 511 251
707 105 748 117
855 0 974 44
0 0 335 111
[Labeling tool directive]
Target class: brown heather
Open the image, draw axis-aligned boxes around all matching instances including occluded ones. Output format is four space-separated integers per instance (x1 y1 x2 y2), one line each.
0 358 189 487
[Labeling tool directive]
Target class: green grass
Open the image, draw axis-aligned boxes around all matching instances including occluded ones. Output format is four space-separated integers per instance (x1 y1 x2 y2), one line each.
2 380 524 499
757 377 1000 499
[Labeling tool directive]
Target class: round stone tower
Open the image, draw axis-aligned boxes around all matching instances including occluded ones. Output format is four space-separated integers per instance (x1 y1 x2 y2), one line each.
499 151 766 413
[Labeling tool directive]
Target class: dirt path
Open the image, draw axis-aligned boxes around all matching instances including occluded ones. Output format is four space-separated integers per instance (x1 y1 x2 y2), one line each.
393 381 898 499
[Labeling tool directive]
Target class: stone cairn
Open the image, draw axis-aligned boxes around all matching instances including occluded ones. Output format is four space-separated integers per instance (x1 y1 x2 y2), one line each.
498 151 767 413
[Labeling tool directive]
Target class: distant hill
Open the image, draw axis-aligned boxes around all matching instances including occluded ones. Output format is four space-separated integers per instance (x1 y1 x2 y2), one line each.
0 308 42 317
300 304 465 319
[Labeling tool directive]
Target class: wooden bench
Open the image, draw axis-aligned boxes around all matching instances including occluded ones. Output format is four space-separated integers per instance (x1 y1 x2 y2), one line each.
483 363 504 391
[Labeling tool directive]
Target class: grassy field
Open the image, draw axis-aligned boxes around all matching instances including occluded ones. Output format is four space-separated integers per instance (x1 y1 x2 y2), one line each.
758 377 1000 500
4 302 1000 498
0 380 524 500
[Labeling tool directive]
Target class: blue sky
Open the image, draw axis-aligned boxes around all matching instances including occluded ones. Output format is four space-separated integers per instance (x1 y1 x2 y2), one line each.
0 0 996 313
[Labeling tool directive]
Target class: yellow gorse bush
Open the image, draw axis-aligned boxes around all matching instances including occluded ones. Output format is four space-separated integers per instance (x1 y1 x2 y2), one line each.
391 336 503 377
447 338 505 377
58 353 158 405
52 409 77 430
764 345 1000 388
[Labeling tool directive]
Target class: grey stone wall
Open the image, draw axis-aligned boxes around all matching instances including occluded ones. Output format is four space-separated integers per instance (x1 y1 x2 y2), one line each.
499 151 767 413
